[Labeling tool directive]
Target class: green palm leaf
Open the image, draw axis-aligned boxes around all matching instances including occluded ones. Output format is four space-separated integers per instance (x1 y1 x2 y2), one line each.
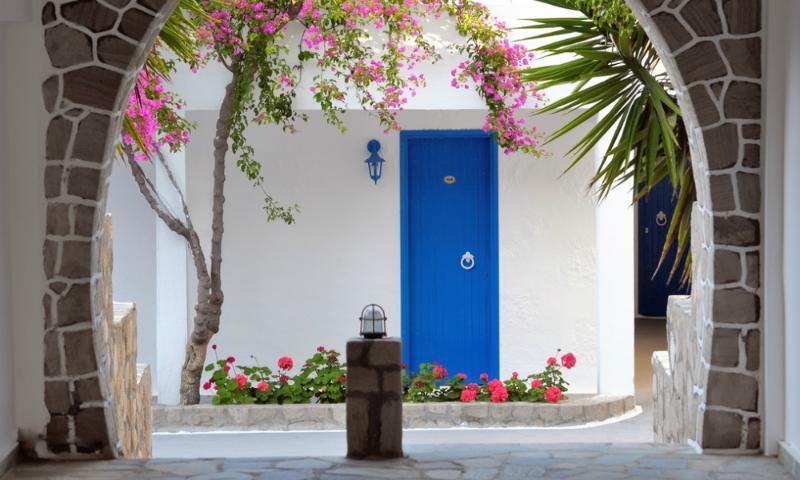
521 0 693 283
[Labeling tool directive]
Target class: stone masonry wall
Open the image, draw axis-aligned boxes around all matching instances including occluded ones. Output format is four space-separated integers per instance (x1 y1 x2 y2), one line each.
40 0 176 457
627 0 763 451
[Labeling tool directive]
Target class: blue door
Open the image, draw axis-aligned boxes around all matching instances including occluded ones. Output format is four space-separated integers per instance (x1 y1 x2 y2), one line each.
637 177 690 317
401 131 498 381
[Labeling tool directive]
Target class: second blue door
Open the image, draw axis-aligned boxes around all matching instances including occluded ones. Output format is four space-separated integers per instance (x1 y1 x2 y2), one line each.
401 131 498 381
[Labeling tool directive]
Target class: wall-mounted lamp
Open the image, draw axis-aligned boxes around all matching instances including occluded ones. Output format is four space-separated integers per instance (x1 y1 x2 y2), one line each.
365 139 385 184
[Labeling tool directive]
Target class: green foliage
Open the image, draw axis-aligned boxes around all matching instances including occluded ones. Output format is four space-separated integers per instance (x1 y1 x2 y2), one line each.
520 0 694 283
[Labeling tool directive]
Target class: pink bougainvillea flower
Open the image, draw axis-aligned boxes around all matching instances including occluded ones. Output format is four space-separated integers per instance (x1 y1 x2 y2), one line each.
461 388 477 403
512 371 518 380
490 385 509 403
547 357 557 366
480 373 489 382
202 381 211 390
456 373 467 381
561 352 576 369
337 375 347 383
227 356 236 364
433 365 448 381
531 378 543 389
236 374 248 389
256 381 269 391
545 386 562 403
279 374 289 383
278 356 294 371
317 346 325 352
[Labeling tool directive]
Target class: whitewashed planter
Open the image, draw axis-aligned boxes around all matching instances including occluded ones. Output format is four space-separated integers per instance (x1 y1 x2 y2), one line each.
154 394 634 432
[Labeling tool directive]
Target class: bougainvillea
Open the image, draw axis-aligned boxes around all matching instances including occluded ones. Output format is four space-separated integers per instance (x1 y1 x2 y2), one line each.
127 0 542 168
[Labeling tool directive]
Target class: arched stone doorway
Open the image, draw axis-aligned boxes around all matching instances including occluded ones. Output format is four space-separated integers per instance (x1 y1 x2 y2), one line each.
38 0 763 458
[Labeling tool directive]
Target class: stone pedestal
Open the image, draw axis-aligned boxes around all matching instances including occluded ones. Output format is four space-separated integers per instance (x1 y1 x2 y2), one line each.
346 337 403 459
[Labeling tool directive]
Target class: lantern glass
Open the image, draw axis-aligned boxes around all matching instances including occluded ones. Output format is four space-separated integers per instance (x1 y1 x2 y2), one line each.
360 304 387 339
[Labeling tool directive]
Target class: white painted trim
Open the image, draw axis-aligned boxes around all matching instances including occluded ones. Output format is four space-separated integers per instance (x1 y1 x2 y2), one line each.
779 442 800 479
762 0 789 456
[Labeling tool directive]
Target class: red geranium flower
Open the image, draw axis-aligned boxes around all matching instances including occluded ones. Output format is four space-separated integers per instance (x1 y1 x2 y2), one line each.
490 385 509 403
236 374 247 389
461 388 477 403
337 376 347 383
545 386 562 403
278 356 294 371
433 365 448 381
487 379 503 392
211 344 217 350
561 352 577 369
202 381 211 390
223 365 231 373
547 357 557 366
531 378 543 389
256 381 269 391
227 356 236 364
456 373 467 381
480 373 489 382
512 371 518 379
317 346 325 352
279 374 289 383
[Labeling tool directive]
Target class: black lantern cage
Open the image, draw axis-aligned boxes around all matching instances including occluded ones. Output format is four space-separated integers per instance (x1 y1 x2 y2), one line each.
359 304 387 339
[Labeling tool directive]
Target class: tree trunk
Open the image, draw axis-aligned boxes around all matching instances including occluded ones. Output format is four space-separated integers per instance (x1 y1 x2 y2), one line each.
179 72 238 404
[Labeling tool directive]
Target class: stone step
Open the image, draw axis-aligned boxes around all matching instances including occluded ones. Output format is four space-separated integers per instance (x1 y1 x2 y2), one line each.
153 394 635 433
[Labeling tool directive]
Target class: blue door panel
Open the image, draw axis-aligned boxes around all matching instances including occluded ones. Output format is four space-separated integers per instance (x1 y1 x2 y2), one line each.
401 132 498 381
637 177 689 317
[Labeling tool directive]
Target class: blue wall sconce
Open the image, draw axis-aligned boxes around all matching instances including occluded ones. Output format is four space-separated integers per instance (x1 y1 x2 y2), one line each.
365 139 385 184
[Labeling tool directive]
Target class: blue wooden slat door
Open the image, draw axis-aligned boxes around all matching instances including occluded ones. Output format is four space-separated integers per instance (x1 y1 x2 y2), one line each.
402 131 498 381
637 177 689 317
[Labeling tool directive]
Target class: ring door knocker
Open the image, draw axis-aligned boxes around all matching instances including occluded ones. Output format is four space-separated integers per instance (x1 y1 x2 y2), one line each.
655 210 668 227
460 251 476 271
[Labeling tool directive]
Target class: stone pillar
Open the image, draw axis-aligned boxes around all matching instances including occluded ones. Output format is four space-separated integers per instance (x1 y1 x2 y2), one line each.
346 338 403 459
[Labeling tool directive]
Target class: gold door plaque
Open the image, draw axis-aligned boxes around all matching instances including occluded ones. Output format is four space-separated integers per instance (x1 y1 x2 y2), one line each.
444 175 456 184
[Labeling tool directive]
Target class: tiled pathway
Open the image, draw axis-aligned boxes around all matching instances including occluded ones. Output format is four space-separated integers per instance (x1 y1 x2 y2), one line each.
3 443 793 479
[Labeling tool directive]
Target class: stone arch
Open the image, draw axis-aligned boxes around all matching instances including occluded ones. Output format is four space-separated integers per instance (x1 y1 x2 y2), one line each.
40 0 179 458
627 0 763 451
37 0 763 458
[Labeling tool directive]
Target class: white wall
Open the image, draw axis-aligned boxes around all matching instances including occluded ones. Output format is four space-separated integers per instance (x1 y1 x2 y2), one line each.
184 109 601 393
2 4 50 445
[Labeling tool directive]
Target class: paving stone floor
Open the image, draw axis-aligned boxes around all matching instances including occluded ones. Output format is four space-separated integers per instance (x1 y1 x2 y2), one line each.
2 443 793 479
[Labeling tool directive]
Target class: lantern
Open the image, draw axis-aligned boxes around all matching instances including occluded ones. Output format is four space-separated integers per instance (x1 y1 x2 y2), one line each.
364 139 385 184
359 304 387 339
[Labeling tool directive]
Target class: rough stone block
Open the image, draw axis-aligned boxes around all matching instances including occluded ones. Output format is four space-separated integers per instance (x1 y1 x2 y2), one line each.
64 329 97 375
67 167 101 201
74 407 108 452
713 288 759 324
713 249 741 284
58 283 92 326
675 42 727 84
46 116 73 161
707 371 758 411
63 66 123 111
680 0 723 36
74 205 95 237
45 381 71 415
47 203 71 236
42 75 60 114
42 2 56 24
44 165 63 198
652 13 692 51
721 38 761 78
737 172 761 213
97 36 137 69
46 415 70 445
347 366 378 393
714 216 759 247
745 252 760 288
709 174 735 211
722 0 761 34
59 240 92 278
742 143 760 168
74 376 103 404
724 82 761 119
119 8 155 41
45 25 93 68
688 84 720 127
710 328 739 367
379 399 403 457
702 410 742 448
703 123 738 170
745 329 760 371
747 418 761 450
62 0 118 32
73 113 111 164
346 396 370 456
742 124 760 140
44 331 61 377
367 338 402 367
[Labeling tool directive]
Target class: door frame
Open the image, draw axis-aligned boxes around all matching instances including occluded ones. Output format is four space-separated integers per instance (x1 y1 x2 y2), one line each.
399 129 500 376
